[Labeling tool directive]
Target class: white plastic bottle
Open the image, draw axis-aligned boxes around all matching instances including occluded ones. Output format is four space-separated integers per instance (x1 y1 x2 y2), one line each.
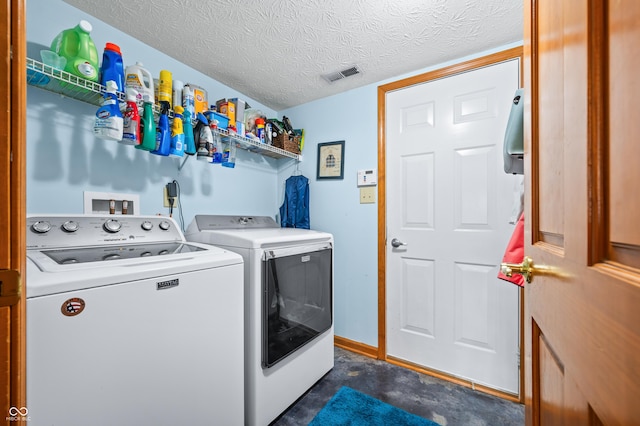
182 84 195 121
172 80 184 110
94 80 123 141
124 62 154 110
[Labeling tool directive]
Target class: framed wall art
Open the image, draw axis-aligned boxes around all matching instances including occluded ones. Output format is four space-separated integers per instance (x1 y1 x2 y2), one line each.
316 140 345 180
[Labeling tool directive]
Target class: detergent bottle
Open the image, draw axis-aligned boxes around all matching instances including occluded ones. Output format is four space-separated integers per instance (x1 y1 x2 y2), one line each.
136 94 156 151
125 62 154 110
99 43 124 92
183 110 196 155
50 20 99 82
151 103 171 156
169 106 186 157
93 80 123 141
121 88 140 145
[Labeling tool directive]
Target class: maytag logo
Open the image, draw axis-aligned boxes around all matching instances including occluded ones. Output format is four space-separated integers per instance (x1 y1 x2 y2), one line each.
157 278 179 290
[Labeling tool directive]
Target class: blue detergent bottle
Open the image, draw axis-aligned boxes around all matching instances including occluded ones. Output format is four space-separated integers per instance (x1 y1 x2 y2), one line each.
151 103 171 156
99 43 124 92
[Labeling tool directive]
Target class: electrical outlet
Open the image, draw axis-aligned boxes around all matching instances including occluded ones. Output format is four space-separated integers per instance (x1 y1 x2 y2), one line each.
360 187 376 204
163 187 178 208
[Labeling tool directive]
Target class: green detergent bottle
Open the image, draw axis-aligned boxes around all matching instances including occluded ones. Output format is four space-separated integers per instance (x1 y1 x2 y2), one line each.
50 20 99 83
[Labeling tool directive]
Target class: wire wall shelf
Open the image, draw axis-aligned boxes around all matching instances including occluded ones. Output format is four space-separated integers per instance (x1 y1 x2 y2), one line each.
27 57 300 161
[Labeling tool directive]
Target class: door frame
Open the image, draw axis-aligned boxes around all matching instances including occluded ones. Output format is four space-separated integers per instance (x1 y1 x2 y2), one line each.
1 0 27 418
377 47 524 402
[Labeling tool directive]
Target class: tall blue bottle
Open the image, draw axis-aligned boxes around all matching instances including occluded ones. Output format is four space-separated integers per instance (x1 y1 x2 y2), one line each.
99 43 124 92
151 104 171 156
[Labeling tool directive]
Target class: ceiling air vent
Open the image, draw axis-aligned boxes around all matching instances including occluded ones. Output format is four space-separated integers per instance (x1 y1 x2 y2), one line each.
322 65 361 83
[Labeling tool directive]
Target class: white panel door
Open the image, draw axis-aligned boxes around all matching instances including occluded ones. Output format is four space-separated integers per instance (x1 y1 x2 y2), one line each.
386 59 520 393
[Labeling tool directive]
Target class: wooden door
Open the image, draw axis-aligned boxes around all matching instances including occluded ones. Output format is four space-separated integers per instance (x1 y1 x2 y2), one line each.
0 0 27 423
385 57 521 394
524 0 640 424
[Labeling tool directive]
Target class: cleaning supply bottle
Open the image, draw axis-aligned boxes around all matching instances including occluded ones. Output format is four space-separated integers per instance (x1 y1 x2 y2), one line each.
151 103 171 156
195 113 213 161
125 62 154 110
93 80 123 141
183 110 196 155
50 20 99 82
99 43 124 92
182 84 195 121
169 106 185 157
255 117 266 142
157 70 172 109
221 139 236 168
121 88 140 145
210 124 222 164
172 80 184 110
136 94 156 151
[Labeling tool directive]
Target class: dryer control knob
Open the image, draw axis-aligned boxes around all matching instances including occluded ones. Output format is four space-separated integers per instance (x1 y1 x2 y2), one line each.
62 220 79 233
32 221 51 234
103 219 122 233
159 220 171 231
141 221 153 231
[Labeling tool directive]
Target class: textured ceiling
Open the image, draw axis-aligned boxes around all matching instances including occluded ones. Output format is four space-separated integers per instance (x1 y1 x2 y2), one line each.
62 0 523 111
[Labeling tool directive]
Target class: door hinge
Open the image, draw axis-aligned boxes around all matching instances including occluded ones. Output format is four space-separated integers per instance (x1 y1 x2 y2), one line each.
0 269 21 307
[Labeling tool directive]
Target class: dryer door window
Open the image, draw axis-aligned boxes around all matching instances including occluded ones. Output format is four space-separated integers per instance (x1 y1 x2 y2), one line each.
262 247 332 368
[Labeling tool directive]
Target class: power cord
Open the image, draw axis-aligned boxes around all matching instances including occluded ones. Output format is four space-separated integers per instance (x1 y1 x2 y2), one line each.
173 179 186 232
169 179 184 232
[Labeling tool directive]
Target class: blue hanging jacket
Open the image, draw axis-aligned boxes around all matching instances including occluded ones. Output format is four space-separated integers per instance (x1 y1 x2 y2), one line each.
280 175 310 229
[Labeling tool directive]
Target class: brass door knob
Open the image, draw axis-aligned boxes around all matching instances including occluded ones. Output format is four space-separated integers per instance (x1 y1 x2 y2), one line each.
501 256 536 283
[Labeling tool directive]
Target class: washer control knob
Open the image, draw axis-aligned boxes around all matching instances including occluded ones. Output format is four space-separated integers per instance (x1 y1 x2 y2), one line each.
103 219 122 233
32 221 51 234
62 220 79 233
159 220 171 231
141 221 153 231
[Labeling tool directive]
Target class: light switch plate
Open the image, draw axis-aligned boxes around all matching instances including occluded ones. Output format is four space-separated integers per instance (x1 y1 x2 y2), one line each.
360 187 376 204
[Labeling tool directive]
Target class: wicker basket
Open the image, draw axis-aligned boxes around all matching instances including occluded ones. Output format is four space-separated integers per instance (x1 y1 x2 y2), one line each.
272 133 301 154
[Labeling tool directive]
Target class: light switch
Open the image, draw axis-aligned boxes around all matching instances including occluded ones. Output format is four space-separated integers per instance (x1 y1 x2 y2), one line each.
360 187 376 204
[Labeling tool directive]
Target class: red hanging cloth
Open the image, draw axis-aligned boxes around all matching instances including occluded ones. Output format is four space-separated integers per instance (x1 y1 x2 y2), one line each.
498 212 525 287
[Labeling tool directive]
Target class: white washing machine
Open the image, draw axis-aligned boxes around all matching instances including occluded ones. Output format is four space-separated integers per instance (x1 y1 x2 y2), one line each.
26 215 245 426
186 215 334 426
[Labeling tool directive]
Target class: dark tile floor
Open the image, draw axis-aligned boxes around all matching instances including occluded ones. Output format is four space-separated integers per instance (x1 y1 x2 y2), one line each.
272 347 525 426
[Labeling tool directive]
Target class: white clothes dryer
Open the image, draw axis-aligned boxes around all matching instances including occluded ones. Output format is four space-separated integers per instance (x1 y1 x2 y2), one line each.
186 215 334 426
26 215 245 426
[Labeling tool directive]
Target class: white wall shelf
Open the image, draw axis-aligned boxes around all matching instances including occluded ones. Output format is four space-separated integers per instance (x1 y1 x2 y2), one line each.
26 57 300 161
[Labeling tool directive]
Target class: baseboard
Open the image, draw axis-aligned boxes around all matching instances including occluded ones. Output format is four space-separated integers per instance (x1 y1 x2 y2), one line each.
385 355 521 403
333 335 520 404
334 335 378 359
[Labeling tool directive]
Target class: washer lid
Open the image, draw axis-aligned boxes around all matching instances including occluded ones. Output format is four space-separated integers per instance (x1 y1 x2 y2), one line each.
26 241 243 298
186 216 332 249
189 215 279 231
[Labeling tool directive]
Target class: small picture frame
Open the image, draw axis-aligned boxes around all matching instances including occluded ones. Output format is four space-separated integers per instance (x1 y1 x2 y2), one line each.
316 141 345 180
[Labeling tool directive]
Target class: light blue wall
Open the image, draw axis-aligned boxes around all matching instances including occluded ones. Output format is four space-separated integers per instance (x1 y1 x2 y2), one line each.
26 0 285 229
28 0 521 349
279 41 522 346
